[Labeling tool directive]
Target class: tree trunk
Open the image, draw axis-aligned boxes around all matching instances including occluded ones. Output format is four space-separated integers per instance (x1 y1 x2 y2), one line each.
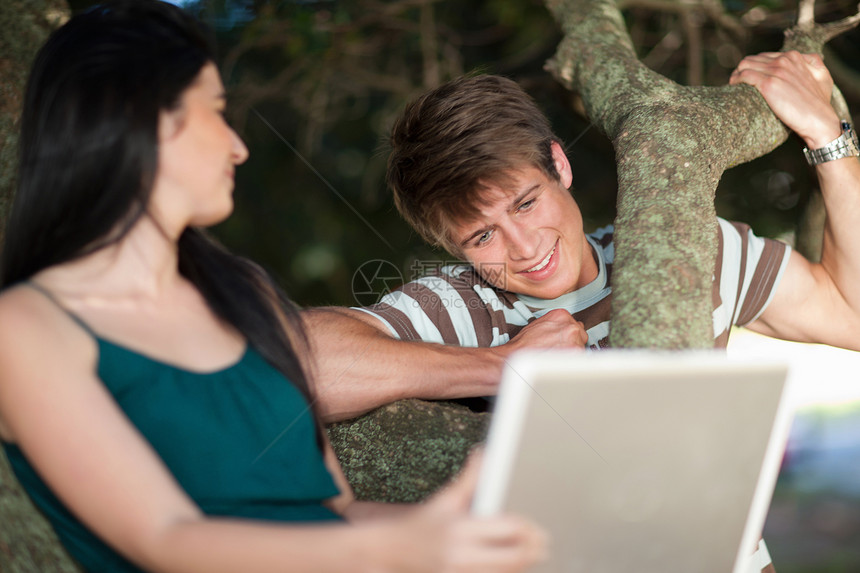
543 0 856 348
0 0 69 245
0 4 82 572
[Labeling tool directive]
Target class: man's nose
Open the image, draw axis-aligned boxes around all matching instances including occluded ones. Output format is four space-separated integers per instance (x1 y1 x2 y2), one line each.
506 224 539 261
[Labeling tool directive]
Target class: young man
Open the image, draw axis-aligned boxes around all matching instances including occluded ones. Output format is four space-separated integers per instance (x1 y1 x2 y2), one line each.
304 51 860 423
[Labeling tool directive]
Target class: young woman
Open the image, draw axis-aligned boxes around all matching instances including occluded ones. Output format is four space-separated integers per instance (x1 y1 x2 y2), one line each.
0 2 546 571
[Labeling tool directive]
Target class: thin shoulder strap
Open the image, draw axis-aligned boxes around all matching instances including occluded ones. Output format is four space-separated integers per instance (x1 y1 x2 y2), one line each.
24 281 99 339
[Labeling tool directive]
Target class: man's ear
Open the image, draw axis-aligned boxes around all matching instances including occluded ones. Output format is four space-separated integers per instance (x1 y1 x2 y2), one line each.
551 141 573 189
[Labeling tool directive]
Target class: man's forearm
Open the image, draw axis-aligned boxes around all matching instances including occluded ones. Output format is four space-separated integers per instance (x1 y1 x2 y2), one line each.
817 156 860 307
302 307 506 422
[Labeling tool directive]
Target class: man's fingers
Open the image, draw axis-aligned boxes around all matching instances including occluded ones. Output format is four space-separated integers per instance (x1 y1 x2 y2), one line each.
730 51 832 97
728 50 839 146
732 51 825 78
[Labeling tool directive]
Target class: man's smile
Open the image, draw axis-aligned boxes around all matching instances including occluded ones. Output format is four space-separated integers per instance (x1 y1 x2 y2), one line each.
519 240 560 278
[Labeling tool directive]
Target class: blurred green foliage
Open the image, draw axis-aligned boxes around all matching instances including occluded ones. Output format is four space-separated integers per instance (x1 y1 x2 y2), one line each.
68 0 860 308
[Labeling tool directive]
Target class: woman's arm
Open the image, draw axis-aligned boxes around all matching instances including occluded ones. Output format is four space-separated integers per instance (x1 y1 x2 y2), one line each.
323 445 546 572
0 288 545 573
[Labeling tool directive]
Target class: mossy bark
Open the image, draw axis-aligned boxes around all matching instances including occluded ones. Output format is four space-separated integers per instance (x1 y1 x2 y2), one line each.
328 400 489 503
0 452 80 573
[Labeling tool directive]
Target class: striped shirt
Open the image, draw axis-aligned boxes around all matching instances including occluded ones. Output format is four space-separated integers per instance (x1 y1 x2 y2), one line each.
354 218 791 349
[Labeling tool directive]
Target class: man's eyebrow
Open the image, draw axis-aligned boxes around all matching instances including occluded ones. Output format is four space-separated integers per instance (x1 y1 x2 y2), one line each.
510 185 540 207
460 225 492 248
458 185 541 247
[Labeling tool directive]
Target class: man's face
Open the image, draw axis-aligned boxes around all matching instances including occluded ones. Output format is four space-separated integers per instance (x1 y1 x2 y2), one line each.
450 142 598 300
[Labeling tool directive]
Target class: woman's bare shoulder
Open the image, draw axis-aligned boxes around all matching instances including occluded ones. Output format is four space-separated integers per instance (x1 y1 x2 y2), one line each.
0 284 52 338
0 283 90 341
0 283 99 441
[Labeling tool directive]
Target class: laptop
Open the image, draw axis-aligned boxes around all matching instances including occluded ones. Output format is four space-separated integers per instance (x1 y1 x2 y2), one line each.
472 350 792 573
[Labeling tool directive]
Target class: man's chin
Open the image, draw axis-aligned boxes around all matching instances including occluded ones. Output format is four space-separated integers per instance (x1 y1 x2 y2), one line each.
509 280 572 300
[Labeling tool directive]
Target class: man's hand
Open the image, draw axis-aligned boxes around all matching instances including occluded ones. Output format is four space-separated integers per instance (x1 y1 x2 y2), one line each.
730 51 841 148
498 309 588 357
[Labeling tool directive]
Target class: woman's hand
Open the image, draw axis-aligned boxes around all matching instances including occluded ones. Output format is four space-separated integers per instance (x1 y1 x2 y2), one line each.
374 449 549 573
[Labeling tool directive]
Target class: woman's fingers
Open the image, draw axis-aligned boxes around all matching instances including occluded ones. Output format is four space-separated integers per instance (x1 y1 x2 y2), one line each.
443 515 549 573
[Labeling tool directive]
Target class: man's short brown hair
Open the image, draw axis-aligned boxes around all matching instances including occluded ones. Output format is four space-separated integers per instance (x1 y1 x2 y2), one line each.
386 74 563 255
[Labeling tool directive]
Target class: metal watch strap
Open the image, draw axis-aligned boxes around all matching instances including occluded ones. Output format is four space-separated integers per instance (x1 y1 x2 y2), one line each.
803 120 860 166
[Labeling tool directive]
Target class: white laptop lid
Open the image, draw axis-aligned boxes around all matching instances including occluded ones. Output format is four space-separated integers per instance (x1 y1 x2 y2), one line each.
473 350 792 573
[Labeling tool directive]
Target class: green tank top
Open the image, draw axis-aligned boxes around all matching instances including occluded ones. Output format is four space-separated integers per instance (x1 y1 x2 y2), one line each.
3 286 342 572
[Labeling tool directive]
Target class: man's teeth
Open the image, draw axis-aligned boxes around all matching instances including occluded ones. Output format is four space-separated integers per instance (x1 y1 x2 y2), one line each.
525 247 555 273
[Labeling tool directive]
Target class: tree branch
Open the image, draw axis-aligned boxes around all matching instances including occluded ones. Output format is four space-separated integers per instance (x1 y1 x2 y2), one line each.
545 0 858 349
545 0 790 348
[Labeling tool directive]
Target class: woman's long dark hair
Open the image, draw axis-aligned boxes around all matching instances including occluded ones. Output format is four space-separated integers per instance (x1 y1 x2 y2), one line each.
0 0 319 428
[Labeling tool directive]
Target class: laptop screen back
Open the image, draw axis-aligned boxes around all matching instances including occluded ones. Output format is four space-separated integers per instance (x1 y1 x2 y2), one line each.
473 350 792 573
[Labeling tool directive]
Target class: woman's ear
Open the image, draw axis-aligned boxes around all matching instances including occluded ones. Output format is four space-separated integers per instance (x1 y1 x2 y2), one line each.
157 106 186 143
551 141 573 189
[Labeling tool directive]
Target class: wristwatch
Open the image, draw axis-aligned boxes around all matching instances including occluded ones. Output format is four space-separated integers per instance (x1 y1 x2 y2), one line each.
803 120 860 166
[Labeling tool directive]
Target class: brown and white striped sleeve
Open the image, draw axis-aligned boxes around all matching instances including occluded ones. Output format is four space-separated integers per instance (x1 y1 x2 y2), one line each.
352 266 514 347
712 218 791 346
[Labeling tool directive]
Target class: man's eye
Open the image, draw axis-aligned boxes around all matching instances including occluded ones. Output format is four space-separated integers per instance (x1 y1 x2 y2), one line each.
476 230 493 245
518 199 535 211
